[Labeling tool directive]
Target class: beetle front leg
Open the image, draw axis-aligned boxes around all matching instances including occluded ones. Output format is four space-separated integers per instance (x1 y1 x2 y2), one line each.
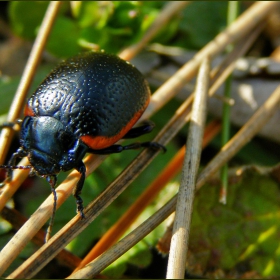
0 119 22 130
73 162 86 219
0 148 27 187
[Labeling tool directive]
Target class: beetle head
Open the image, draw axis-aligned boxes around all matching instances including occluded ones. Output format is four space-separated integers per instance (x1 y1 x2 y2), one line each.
20 116 82 175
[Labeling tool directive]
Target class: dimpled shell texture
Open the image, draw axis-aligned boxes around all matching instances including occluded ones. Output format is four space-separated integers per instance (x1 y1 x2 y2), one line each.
27 52 151 143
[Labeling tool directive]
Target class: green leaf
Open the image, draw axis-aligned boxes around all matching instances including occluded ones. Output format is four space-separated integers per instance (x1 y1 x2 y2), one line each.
0 64 57 118
8 1 49 39
189 169 280 277
46 17 82 58
72 2 114 29
176 2 227 49
108 2 143 28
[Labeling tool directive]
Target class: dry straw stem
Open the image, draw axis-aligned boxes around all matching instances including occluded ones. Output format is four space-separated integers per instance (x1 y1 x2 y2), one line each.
6 25 261 278
143 1 279 120
156 120 222 255
67 84 280 280
119 1 190 61
72 119 221 272
166 58 210 279
1 206 81 270
2 18 263 278
0 1 61 164
0 157 29 212
196 85 280 190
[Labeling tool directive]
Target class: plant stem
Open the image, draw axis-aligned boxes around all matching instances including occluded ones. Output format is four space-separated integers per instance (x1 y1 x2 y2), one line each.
220 1 239 204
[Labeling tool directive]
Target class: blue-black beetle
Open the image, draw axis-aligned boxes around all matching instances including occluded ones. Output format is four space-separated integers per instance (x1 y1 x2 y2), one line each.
0 51 164 225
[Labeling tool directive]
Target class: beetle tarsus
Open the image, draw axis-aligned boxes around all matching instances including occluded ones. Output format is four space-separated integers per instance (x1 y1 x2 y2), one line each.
137 141 167 153
76 197 85 219
73 162 86 219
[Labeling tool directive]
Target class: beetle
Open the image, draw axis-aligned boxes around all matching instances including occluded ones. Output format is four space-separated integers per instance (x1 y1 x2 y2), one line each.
0 51 164 229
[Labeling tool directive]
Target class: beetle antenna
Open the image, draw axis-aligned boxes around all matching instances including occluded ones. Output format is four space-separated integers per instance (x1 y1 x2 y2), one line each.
0 165 32 187
45 175 58 242
0 165 32 170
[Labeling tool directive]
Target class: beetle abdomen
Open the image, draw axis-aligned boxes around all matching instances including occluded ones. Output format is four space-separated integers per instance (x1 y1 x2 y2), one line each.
25 52 151 149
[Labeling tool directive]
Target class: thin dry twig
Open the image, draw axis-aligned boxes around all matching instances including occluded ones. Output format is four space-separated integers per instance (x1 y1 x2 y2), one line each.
142 1 279 120
0 1 61 164
1 206 81 270
119 1 190 61
67 85 280 280
197 85 280 190
166 58 210 279
0 157 30 213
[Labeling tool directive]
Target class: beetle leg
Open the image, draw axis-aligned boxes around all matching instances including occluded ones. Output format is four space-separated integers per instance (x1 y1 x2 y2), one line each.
88 141 166 154
73 162 86 219
122 121 155 139
0 119 22 130
0 147 27 187
7 148 27 179
123 142 166 153
121 142 166 152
